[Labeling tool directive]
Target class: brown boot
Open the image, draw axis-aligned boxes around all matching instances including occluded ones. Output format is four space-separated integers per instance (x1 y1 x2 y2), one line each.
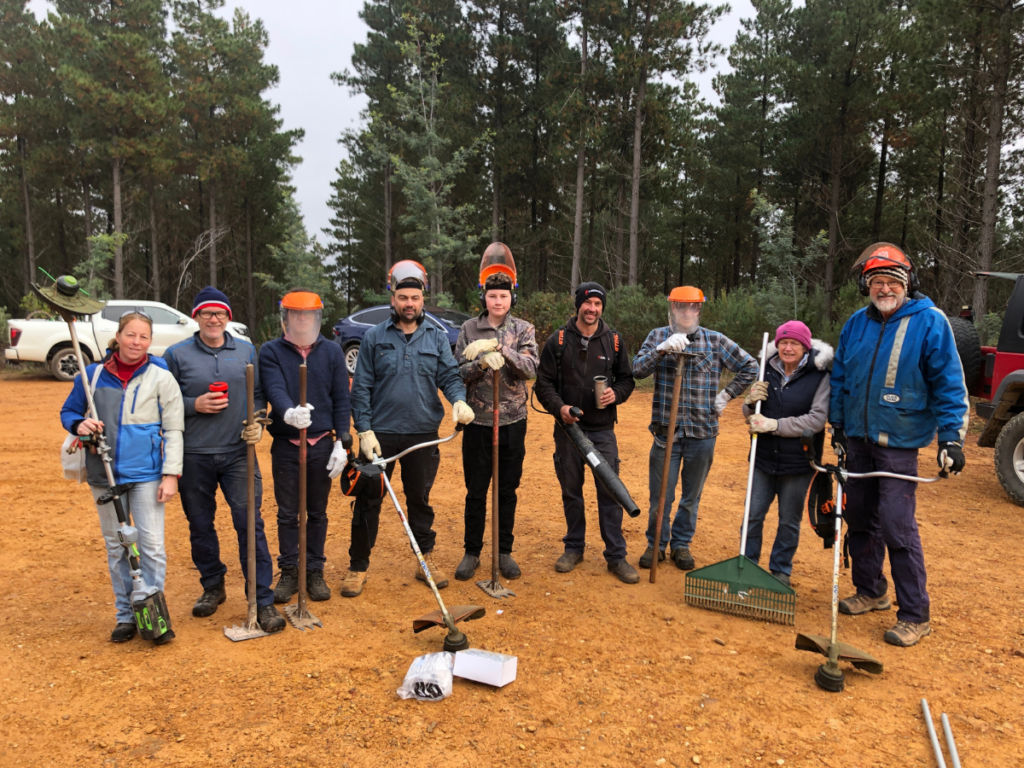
838 593 891 615
884 620 931 647
415 553 448 589
341 570 368 598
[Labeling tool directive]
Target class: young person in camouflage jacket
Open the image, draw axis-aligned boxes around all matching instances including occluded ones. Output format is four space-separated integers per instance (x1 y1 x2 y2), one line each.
454 243 539 582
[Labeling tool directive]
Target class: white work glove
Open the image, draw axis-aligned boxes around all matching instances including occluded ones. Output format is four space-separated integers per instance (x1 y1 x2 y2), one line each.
462 338 500 361
747 414 778 434
479 351 505 371
240 421 263 445
326 440 348 479
714 390 731 417
656 333 691 355
283 405 314 430
744 381 769 406
357 430 380 460
452 400 476 425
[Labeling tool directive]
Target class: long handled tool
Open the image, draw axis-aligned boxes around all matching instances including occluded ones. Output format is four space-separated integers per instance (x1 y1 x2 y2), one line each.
921 699 948 768
650 352 685 584
284 362 322 631
32 276 174 643
794 429 945 691
478 369 515 599
684 332 797 625
224 364 273 641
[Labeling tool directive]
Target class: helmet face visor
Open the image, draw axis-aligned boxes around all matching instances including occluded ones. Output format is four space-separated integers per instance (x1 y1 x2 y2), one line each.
669 301 701 334
852 242 912 275
479 244 517 288
281 308 322 347
389 261 429 292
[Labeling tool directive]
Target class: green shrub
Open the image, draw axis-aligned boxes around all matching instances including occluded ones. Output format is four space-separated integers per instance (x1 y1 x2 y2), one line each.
603 286 669 354
515 291 575 345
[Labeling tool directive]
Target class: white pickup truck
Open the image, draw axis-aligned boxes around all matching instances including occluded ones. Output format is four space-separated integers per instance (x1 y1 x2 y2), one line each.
5 299 252 381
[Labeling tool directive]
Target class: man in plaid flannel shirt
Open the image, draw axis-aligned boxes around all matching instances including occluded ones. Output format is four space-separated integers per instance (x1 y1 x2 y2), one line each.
631 286 757 571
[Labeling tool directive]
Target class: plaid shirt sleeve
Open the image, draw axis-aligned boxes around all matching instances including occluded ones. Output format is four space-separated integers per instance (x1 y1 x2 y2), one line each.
632 328 665 379
718 334 758 398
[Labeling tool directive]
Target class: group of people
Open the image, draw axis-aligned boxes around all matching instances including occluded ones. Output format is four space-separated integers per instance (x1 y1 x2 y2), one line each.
61 241 967 650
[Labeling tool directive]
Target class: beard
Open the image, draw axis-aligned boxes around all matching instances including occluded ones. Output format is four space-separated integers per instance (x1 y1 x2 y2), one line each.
872 294 903 314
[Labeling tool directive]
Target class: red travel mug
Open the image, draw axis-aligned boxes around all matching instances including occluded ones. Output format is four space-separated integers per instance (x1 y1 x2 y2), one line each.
209 381 228 399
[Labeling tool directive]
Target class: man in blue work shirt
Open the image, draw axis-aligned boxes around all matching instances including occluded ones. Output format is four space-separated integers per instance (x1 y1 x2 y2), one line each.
342 261 475 598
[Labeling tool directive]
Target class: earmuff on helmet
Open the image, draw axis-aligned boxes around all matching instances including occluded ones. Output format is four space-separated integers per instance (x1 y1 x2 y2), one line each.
478 242 518 308
853 243 920 296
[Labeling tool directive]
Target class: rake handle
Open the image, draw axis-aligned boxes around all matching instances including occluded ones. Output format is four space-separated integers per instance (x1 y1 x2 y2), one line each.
738 332 770 560
651 353 685 584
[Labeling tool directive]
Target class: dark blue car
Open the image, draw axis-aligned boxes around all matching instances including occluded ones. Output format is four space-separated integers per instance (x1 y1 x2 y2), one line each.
333 305 474 374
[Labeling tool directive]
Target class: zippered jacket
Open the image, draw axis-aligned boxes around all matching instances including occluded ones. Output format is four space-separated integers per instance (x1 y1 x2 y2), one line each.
455 312 538 426
829 296 969 449
60 356 185 486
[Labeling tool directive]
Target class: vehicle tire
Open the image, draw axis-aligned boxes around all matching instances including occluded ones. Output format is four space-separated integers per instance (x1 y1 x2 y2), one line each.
948 316 981 393
344 343 360 376
994 411 1024 507
50 346 83 382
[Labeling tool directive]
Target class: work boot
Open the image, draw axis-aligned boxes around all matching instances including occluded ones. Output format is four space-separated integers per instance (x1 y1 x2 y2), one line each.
341 570 368 598
415 553 449 589
884 620 931 647
607 560 640 584
307 570 331 601
455 554 480 581
257 604 286 633
638 546 666 569
771 571 792 588
838 593 891 616
671 546 695 571
110 622 137 643
273 566 299 604
499 554 521 580
192 579 227 617
555 551 584 573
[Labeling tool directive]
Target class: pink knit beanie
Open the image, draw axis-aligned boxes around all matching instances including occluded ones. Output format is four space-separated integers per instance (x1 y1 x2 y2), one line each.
775 320 812 351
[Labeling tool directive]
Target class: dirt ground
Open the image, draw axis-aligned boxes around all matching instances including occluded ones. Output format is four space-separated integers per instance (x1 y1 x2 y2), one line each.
1 372 1022 768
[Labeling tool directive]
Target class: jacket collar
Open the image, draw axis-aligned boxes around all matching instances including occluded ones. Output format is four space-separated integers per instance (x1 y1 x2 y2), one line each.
193 330 237 355
567 316 607 339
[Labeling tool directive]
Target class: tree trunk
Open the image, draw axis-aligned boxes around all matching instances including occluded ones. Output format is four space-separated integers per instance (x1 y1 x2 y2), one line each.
628 67 647 285
571 11 588 292
112 152 124 299
149 183 160 301
246 196 256 332
384 159 392 275
83 178 92 247
56 188 68 272
872 118 890 242
209 177 218 288
18 136 35 294
825 111 846 320
615 177 626 287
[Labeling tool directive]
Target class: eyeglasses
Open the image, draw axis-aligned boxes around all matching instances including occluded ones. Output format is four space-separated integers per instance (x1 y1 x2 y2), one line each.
120 309 152 320
197 310 229 320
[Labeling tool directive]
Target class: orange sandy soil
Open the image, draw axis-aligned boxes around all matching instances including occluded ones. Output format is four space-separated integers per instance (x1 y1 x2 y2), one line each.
0 372 1022 768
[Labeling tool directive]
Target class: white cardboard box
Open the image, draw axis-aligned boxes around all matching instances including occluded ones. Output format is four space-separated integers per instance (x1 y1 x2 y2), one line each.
453 649 517 688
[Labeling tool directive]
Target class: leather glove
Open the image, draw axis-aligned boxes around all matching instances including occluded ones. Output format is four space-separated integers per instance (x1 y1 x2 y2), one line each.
479 351 505 370
937 441 965 475
358 430 381 460
283 405 314 430
240 421 263 445
714 390 731 416
326 440 348 479
656 333 691 354
747 414 778 434
462 338 500 361
831 426 848 456
452 400 476 425
744 381 769 407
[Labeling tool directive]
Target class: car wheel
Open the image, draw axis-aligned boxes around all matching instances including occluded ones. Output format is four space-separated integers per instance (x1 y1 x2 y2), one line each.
948 315 981 393
994 411 1024 507
50 347 82 382
344 343 359 375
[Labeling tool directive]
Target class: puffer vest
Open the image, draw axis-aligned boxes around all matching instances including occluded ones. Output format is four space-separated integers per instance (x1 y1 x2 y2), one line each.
755 351 828 476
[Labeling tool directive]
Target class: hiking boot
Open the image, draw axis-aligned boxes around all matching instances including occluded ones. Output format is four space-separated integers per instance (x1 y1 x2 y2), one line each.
273 566 299 604
607 560 640 584
110 622 137 643
415 553 449 589
771 571 792 588
192 579 227 617
671 547 695 571
884 620 931 647
307 570 331 601
638 546 666 569
499 554 521 580
555 551 584 573
341 570 368 598
455 554 480 581
838 593 891 616
257 604 286 633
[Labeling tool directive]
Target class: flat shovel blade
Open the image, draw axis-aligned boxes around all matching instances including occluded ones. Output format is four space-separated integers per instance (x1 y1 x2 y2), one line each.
476 579 516 599
795 632 884 674
283 604 322 631
223 623 270 642
413 605 485 633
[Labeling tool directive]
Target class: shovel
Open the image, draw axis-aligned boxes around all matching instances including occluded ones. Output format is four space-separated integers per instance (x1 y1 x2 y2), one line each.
224 364 273 642
284 362 322 631
478 369 515 599
650 352 685 583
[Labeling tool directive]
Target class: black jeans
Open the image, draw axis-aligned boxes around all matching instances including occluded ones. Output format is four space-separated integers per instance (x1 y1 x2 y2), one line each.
552 425 627 563
348 432 440 571
178 447 274 606
461 420 527 556
271 437 334 571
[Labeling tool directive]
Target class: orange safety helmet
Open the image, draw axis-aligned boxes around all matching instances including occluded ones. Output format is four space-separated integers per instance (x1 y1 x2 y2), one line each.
280 291 324 310
668 286 706 304
387 260 429 292
852 243 918 296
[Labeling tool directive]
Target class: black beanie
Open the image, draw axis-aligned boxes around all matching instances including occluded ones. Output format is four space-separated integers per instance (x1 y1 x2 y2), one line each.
575 282 606 310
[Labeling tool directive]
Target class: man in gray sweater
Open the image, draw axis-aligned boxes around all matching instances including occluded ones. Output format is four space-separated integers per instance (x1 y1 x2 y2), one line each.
164 286 285 632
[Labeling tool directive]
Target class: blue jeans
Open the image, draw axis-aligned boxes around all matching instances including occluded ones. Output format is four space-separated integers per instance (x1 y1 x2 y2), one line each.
91 481 166 624
178 448 275 606
743 468 814 576
646 434 716 550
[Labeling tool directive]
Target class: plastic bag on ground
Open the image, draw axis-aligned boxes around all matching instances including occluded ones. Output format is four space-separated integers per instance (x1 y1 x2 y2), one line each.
396 652 455 701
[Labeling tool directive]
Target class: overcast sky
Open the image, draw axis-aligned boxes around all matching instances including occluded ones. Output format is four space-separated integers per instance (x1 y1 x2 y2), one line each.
29 0 755 241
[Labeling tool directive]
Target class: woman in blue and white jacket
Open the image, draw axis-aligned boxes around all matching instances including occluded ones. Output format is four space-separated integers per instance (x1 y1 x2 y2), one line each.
61 312 184 644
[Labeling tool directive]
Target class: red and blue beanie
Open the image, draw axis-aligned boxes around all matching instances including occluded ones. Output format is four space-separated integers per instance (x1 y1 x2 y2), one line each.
575 282 607 310
191 286 233 320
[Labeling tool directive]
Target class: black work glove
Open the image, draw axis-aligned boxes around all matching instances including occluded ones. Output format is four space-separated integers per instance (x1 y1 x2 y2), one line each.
937 442 965 475
831 426 848 457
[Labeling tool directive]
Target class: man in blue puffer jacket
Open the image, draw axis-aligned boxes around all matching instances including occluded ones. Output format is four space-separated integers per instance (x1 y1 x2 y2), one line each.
829 243 969 648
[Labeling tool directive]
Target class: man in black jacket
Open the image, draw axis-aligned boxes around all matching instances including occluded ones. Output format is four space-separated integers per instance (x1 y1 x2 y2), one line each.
534 282 638 583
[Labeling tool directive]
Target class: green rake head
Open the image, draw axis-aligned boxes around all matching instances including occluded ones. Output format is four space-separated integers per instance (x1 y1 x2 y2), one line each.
684 556 796 626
